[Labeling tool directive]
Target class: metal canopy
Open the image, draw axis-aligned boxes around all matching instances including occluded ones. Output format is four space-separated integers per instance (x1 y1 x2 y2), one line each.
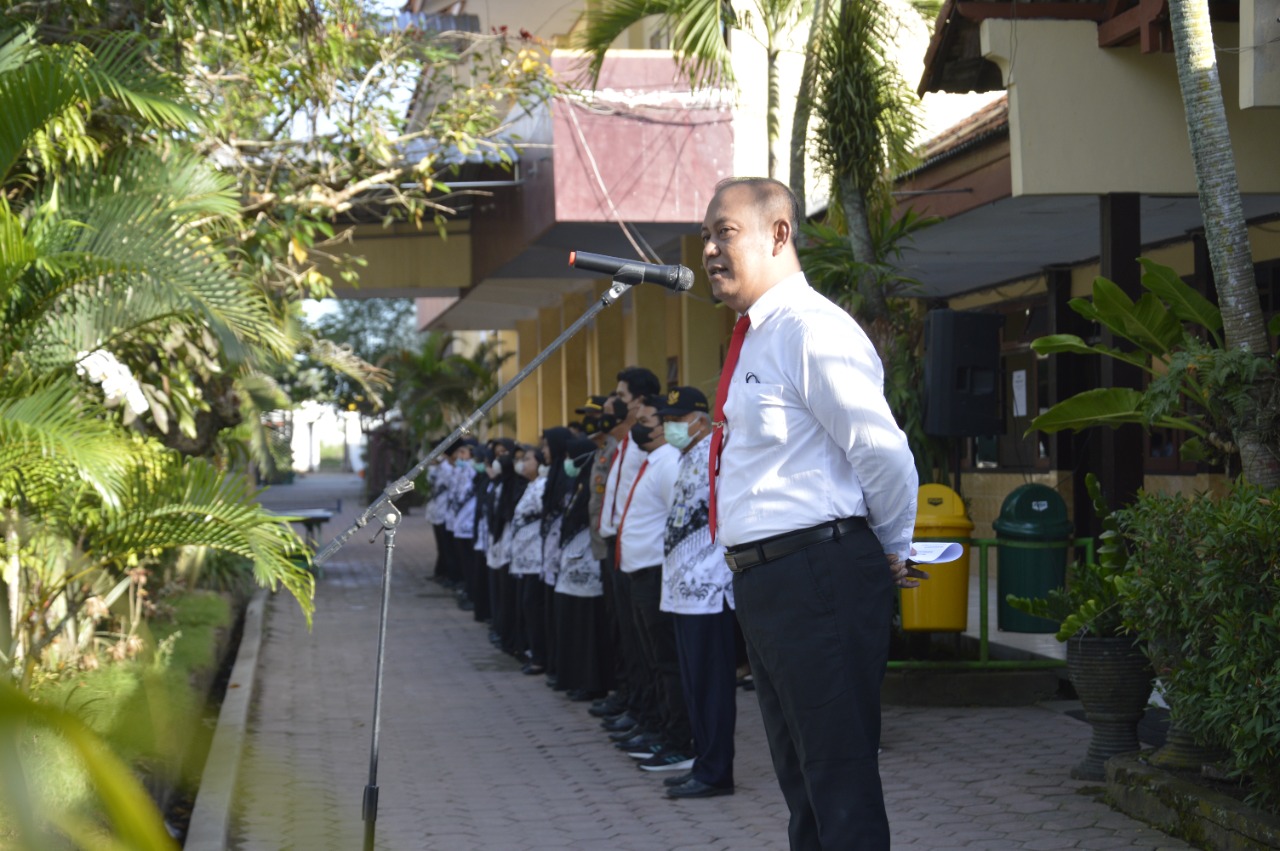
900 192 1280 299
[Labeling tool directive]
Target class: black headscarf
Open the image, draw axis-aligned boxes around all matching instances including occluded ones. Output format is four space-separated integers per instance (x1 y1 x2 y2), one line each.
491 451 526 539
540 426 574 521
560 437 599 541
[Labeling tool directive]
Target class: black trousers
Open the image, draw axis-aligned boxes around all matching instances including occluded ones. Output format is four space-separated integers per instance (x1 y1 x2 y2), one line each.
612 566 657 728
599 542 624 699
629 565 692 750
519 574 547 667
732 527 892 851
468 544 491 623
436 525 457 583
431 523 449 578
487 564 505 637
673 606 737 789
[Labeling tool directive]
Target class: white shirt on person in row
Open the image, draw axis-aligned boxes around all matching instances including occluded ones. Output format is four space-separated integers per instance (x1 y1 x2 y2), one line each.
717 272 917 561
598 433 644 539
662 435 733 615
618 442 680 573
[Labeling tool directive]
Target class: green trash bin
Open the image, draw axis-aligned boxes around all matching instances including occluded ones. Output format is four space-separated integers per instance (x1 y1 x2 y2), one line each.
993 484 1073 633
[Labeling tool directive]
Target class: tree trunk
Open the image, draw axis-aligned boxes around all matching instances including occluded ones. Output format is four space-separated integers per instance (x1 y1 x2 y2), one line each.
768 48 780 179
789 0 830 211
1167 0 1280 486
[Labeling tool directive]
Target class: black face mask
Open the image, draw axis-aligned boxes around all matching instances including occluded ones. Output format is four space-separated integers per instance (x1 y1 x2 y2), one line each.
630 422 655 447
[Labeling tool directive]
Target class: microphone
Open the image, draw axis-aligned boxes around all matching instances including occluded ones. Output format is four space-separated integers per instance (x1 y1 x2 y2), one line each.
569 251 694 292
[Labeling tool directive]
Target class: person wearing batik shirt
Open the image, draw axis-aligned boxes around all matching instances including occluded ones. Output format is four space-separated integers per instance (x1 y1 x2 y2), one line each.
657 386 736 800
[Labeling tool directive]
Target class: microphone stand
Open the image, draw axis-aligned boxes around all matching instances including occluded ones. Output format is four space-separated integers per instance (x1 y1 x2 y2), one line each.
312 274 642 851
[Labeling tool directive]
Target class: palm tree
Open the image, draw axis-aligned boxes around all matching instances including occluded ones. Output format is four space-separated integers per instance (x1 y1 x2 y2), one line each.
1165 0 1279 486
0 26 313 682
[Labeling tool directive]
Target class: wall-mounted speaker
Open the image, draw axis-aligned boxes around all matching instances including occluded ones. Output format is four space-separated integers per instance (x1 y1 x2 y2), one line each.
923 309 1005 437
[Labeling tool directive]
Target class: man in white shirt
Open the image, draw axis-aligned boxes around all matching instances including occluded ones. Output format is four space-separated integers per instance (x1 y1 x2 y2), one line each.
616 396 693 773
598 368 663 736
702 177 920 850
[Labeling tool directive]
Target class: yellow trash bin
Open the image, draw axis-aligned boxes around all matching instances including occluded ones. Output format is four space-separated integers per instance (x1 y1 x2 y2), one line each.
901 483 973 632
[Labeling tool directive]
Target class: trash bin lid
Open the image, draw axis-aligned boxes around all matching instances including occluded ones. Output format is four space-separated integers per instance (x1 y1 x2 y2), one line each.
991 483 1073 538
917 484 965 516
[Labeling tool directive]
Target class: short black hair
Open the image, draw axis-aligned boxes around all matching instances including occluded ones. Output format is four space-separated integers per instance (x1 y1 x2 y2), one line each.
616 366 660 398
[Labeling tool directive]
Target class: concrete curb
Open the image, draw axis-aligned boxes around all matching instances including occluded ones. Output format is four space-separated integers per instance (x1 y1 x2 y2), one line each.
185 589 268 851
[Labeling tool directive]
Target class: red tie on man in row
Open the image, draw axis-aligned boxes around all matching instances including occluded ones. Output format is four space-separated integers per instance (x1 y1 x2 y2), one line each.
708 314 750 542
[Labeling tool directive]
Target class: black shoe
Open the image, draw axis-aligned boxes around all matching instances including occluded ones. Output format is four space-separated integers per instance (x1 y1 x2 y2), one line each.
567 689 606 702
665 778 733 799
589 697 627 718
607 726 641 742
663 771 694 788
638 750 695 771
615 731 661 752
520 663 545 676
602 713 637 732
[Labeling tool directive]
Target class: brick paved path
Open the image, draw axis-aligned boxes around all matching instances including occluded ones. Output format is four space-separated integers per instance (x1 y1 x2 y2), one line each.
232 474 1188 850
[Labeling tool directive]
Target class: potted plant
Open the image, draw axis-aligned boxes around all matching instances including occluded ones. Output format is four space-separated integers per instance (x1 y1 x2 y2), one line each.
1007 473 1153 781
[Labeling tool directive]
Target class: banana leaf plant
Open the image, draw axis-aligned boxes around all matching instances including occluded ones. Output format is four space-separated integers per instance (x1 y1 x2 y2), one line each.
1029 258 1280 476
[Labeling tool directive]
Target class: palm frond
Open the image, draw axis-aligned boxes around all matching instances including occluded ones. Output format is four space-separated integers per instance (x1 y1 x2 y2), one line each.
93 453 314 621
0 379 130 510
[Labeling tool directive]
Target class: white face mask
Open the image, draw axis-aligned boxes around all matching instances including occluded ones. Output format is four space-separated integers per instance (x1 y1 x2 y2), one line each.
490 460 502 475
663 420 693 450
537 464 550 478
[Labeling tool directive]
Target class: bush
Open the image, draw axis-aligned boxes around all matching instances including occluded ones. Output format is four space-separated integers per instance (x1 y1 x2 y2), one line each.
1115 485 1280 813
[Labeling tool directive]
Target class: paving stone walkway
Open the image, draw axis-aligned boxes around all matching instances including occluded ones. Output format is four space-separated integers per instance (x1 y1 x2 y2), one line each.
231 473 1189 850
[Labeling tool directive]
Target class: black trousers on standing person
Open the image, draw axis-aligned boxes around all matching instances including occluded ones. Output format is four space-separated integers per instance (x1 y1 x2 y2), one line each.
612 564 657 728
431 523 449 579
673 605 737 790
731 523 892 851
629 565 692 751
519 574 546 668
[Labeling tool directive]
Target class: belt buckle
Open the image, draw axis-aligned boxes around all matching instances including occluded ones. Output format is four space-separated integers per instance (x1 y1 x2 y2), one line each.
724 550 739 573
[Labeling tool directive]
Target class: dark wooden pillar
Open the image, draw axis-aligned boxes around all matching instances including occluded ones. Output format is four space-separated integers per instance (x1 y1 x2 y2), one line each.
1045 265 1096 536
1096 193 1146 513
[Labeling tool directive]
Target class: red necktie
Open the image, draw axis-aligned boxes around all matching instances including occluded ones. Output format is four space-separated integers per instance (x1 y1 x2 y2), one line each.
596 439 624 531
708 315 750 542
615 459 649 567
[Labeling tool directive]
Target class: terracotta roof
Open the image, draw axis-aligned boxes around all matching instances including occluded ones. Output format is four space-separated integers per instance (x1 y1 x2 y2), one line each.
918 95 1009 163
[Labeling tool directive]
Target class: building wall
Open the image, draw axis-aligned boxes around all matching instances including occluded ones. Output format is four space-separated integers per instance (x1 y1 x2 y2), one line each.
981 21 1280 196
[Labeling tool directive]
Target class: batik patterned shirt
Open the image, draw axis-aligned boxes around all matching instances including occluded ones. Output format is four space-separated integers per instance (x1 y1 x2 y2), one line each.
661 436 733 615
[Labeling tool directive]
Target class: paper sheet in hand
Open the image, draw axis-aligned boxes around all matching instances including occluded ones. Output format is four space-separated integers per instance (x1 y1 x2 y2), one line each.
909 542 964 564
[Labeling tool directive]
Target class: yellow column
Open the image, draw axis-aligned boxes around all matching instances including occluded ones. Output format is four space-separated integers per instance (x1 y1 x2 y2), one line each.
538 304 565 430
631 284 667 384
493 329 520 438
515 318 540 444
595 281 626 396
562 291 590 417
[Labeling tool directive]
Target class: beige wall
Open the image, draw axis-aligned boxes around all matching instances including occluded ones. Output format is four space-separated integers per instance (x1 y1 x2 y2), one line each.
1241 0 1280 108
981 21 1280 196
322 221 470 296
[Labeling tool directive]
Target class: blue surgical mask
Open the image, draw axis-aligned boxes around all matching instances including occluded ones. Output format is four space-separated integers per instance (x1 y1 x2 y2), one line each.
663 420 693 450
563 458 580 478
473 460 487 473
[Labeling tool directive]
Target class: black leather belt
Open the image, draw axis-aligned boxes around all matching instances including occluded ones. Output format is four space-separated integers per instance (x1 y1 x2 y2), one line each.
723 517 868 573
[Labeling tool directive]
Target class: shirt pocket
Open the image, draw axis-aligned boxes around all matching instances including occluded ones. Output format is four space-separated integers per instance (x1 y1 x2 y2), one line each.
735 383 790 445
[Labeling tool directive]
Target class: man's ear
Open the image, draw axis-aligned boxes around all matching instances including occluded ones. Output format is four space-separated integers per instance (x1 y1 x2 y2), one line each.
772 218 792 255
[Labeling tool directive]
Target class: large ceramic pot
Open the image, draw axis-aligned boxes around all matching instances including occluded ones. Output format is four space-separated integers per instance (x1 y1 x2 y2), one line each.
1066 635 1154 781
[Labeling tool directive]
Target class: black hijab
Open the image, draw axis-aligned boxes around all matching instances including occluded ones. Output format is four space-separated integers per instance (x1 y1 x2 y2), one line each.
560 437 599 541
492 452 526 539
540 426 574 521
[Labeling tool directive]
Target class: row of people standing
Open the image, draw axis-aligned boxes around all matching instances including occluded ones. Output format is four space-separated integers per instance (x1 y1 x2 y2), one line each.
423 365 740 800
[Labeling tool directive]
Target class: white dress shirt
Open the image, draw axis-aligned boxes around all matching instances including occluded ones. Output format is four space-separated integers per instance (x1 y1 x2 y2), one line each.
717 272 918 561
598 434 644 538
661 436 733 615
618 442 680 572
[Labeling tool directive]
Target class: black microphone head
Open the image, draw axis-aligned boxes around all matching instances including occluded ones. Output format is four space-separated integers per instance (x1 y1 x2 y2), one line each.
672 265 695 292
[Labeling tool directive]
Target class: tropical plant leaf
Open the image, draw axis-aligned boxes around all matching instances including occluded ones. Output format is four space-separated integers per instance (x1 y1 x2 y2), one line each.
0 682 178 850
1030 334 1151 370
1028 387 1146 434
1090 277 1182 357
1138 257 1223 341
